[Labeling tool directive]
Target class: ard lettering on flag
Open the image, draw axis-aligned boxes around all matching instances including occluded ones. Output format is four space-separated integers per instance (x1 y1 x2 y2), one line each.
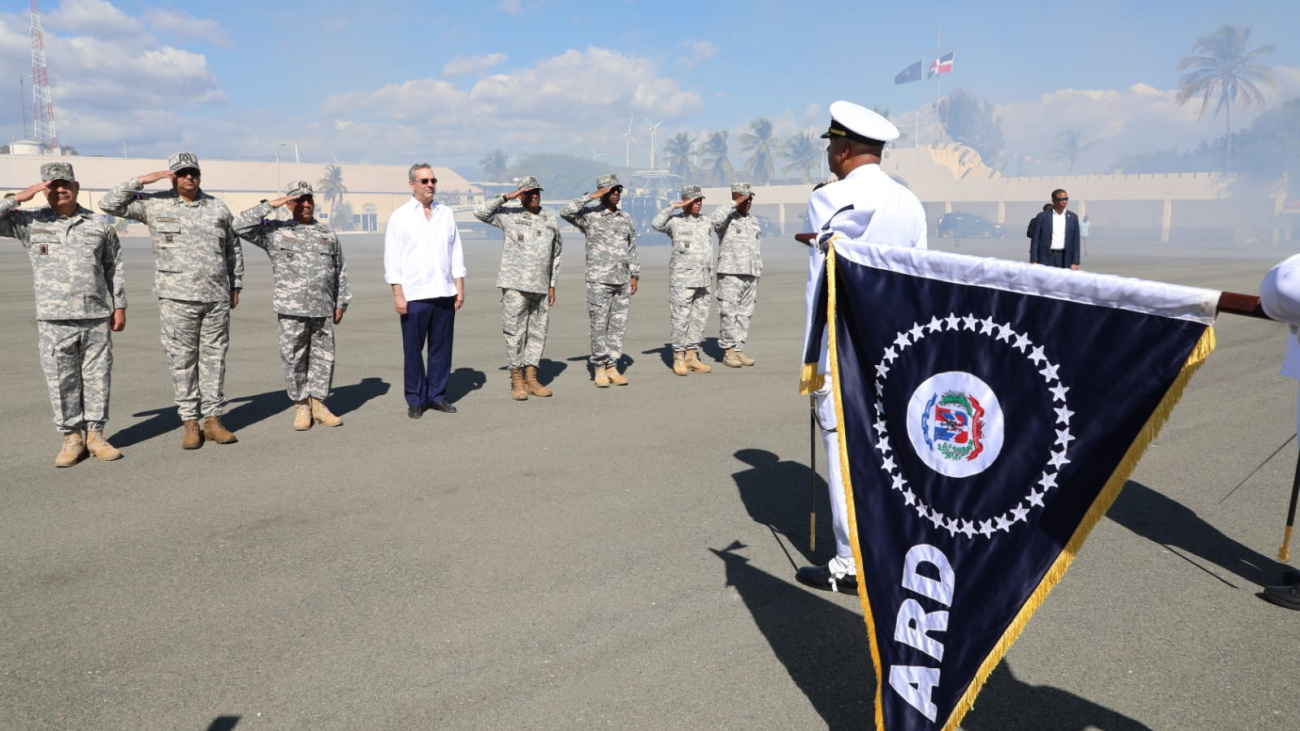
807 241 1217 731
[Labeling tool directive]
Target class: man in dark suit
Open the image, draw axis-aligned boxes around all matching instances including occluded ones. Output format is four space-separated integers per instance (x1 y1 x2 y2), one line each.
1029 189 1080 269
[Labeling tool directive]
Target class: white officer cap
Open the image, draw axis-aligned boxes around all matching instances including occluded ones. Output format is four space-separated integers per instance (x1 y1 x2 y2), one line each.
820 101 899 145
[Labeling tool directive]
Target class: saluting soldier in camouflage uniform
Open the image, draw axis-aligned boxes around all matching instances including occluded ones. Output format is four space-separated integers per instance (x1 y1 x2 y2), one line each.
474 176 562 401
559 174 639 388
100 152 243 450
653 185 714 376
2 162 126 467
710 182 762 368
233 181 350 431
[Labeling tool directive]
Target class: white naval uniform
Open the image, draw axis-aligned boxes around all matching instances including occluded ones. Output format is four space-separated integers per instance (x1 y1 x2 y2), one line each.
804 163 928 561
1259 253 1300 435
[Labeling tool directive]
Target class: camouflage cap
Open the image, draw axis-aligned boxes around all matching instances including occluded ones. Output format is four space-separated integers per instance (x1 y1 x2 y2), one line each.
515 176 543 192
168 151 201 173
731 182 753 197
597 174 622 190
40 162 76 183
285 180 313 198
680 185 704 201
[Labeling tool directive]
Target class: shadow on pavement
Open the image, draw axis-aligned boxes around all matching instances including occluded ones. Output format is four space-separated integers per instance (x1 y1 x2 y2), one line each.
732 448 832 566
715 540 1155 731
205 717 240 731
700 336 725 362
222 389 292 433
1108 480 1293 588
446 367 486 403
567 353 636 380
640 344 674 368
328 376 390 416
711 540 875 730
110 405 182 449
964 662 1154 730
537 358 567 385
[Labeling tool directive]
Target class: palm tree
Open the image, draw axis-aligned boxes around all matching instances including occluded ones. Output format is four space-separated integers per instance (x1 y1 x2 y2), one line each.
662 132 697 179
1176 24 1274 168
316 164 347 220
701 131 735 187
740 118 776 184
1049 129 1102 174
479 149 508 182
782 131 821 183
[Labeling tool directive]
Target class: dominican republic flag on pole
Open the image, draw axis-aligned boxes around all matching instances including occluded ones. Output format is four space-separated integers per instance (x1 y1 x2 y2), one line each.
895 60 924 85
806 241 1217 731
927 52 955 78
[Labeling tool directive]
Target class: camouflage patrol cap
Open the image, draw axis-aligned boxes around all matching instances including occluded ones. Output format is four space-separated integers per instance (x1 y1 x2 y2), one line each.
597 174 622 190
680 185 704 201
285 180 313 198
515 176 543 192
168 151 201 173
40 162 76 183
731 182 753 197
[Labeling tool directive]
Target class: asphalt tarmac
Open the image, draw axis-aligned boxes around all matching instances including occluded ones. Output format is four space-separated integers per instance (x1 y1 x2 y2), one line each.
2 232 1298 731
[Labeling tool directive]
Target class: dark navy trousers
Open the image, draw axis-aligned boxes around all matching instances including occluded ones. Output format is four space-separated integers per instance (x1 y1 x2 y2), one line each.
400 297 456 407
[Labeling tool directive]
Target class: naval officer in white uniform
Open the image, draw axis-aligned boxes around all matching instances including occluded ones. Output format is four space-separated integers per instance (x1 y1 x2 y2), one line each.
798 101 929 592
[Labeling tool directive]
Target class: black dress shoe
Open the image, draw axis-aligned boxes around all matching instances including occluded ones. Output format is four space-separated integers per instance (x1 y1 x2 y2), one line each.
407 404 425 419
796 564 859 594
1261 584 1300 611
1283 568 1300 586
428 401 458 414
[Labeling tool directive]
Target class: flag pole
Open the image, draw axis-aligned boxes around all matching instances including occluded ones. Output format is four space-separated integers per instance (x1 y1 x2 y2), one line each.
934 26 942 145
1280 451 1299 561
809 397 817 553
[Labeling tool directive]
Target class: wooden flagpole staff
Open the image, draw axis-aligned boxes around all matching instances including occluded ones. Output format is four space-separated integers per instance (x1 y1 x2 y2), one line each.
793 231 1296 562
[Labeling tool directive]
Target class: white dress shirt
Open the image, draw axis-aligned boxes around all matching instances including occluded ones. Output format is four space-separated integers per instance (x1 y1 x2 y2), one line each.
384 197 466 300
1050 210 1067 251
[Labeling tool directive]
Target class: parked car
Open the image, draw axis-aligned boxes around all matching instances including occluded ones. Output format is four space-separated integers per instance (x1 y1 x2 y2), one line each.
938 212 1004 239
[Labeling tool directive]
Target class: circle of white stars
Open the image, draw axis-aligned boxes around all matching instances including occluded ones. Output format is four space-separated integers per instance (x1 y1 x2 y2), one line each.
871 313 1075 541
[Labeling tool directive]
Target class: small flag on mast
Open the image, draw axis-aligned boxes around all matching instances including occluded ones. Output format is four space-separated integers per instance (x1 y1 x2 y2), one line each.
927 51 955 78
895 60 923 85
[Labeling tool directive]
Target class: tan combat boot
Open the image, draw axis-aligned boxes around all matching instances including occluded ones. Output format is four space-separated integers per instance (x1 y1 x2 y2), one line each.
181 419 202 450
605 366 628 386
524 366 552 397
594 366 611 388
685 349 712 373
737 350 756 367
723 348 744 368
86 431 122 461
202 416 238 444
311 397 342 427
54 430 87 468
510 368 529 400
672 351 689 376
293 400 313 431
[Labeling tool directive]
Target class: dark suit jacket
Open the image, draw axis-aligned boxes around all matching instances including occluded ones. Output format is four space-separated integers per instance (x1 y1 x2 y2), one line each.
1029 209 1081 266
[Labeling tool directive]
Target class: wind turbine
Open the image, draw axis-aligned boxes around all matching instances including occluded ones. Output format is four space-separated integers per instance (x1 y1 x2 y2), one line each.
622 114 639 168
645 118 664 170
590 147 605 162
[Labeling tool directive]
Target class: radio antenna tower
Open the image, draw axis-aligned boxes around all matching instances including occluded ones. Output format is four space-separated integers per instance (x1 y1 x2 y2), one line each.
29 0 58 151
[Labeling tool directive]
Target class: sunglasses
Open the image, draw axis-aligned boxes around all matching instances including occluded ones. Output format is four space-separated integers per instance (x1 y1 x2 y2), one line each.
1053 197 1068 202
416 177 437 185
175 169 201 178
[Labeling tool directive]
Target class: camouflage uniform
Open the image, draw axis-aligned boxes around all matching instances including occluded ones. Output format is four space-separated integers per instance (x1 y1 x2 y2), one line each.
233 198 350 401
99 158 243 421
474 187 562 369
559 180 639 369
710 196 763 352
0 195 125 433
654 200 714 353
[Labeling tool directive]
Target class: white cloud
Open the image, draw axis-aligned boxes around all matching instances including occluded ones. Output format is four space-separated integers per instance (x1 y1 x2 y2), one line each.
313 46 704 164
143 9 232 48
499 0 522 13
678 39 718 69
442 52 507 77
0 2 224 150
996 67 1300 169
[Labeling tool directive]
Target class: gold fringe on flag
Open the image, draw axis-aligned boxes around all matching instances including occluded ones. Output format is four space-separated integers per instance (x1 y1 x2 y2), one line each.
823 239 1218 731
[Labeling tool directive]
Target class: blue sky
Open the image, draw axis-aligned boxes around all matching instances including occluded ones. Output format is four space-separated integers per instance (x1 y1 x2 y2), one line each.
2 0 1298 172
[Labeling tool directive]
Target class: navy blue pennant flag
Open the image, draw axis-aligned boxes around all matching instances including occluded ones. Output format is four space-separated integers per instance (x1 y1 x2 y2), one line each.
815 242 1217 731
